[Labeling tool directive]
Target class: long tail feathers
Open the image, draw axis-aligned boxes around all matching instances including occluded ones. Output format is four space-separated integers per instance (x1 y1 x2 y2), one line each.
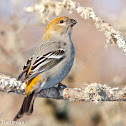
13 91 36 121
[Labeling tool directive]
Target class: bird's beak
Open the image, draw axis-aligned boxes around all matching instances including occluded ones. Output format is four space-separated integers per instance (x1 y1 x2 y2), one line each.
70 19 77 26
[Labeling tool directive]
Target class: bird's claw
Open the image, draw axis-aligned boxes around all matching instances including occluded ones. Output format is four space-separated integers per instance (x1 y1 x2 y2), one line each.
56 83 67 91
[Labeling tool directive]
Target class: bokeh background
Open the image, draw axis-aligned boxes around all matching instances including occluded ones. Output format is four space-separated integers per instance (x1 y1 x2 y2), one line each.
0 0 126 126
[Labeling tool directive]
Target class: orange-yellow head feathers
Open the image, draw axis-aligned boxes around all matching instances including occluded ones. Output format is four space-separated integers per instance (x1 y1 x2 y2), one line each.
42 16 77 40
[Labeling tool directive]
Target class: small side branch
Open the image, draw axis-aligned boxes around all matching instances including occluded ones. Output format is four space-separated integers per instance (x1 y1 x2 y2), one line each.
0 74 126 102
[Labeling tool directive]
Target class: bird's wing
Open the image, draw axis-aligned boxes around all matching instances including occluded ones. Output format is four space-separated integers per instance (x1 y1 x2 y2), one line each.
22 41 67 82
23 49 65 82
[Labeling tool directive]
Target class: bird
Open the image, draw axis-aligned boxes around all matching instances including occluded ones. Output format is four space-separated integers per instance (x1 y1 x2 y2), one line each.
14 16 77 121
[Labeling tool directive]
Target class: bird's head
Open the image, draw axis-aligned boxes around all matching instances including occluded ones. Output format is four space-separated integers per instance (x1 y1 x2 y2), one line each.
43 16 77 40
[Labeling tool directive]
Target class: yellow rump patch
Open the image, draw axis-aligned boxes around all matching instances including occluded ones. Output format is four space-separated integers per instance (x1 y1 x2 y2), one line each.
26 75 41 95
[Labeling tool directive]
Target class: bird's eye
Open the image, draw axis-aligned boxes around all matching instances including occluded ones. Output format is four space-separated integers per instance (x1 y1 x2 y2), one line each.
59 20 64 23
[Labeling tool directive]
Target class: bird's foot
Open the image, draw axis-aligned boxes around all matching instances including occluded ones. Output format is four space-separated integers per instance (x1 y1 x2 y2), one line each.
56 83 67 91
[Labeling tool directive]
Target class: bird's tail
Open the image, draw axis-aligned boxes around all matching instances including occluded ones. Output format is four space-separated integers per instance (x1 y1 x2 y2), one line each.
13 91 36 121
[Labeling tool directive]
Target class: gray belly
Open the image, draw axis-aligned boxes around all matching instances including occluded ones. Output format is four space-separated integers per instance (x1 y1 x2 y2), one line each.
40 46 75 89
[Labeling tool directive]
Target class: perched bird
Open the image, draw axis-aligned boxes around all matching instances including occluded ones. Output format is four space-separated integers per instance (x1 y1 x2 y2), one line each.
14 16 77 121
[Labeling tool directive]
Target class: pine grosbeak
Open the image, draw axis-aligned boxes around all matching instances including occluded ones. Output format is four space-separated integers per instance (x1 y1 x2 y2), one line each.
14 16 77 121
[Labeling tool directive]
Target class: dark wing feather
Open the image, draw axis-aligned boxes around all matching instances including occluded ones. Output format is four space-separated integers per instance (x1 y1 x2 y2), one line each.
17 57 33 81
23 49 65 82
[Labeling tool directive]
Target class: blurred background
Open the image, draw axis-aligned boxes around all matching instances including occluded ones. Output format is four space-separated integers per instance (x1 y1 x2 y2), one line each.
0 0 126 126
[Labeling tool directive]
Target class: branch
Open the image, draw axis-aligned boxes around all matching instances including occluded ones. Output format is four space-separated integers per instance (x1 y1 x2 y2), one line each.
0 74 126 103
24 0 126 54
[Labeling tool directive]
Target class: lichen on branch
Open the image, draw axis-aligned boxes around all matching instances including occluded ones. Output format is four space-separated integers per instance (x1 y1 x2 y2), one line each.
24 0 126 54
0 74 126 102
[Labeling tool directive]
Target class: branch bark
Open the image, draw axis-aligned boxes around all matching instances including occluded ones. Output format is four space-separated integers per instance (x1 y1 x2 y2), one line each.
0 74 126 103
